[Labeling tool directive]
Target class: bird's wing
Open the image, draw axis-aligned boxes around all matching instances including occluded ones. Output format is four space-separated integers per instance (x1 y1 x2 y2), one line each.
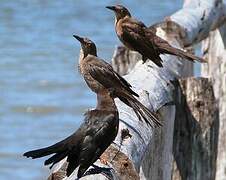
75 113 118 177
146 30 206 63
121 20 150 48
80 113 116 160
100 59 133 87
87 56 139 97
120 19 163 66
146 31 172 49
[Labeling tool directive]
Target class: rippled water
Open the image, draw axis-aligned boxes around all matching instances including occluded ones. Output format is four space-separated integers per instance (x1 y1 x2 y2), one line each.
0 1 183 179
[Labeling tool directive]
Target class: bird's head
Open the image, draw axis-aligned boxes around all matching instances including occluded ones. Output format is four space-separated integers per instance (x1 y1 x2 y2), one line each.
73 35 97 58
106 5 131 21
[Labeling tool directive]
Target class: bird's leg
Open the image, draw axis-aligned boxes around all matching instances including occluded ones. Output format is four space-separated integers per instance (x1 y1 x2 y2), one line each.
142 56 148 63
91 164 101 169
110 129 132 163
87 164 114 180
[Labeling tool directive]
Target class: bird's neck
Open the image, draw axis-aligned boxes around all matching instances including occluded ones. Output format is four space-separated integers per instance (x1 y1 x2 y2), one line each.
79 49 84 64
96 92 117 111
114 16 118 26
115 15 131 25
79 48 97 60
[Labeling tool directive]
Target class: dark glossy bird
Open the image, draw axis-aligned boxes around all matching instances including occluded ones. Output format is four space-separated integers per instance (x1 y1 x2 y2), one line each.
24 93 119 178
106 5 206 67
74 35 161 127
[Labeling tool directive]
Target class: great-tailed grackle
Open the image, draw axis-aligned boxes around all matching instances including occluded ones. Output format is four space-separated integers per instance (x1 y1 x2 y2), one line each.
24 93 119 178
106 5 206 67
74 35 161 127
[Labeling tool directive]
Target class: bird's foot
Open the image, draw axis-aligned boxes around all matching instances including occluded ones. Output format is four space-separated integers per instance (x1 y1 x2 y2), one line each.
147 65 154 68
142 56 148 63
84 164 114 180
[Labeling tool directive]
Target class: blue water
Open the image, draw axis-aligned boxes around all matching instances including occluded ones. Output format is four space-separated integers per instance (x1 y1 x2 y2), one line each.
0 1 183 179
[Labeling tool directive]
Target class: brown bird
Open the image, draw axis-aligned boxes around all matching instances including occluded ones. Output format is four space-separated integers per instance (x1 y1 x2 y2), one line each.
73 35 161 127
106 5 206 67
24 92 119 178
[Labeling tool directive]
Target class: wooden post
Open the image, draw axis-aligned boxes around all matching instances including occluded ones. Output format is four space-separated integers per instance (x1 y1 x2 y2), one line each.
172 78 219 180
201 23 226 180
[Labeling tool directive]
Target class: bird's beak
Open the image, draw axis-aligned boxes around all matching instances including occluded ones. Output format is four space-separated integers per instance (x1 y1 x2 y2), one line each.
106 6 116 11
73 35 84 43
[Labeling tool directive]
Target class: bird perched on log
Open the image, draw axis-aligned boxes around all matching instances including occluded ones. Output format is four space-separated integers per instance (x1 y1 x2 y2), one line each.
24 92 119 178
106 5 206 67
73 35 161 127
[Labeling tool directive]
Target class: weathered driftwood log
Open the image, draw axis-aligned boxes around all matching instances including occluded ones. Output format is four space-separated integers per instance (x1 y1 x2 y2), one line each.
172 78 219 180
171 0 226 46
111 46 141 76
201 23 226 180
47 0 226 179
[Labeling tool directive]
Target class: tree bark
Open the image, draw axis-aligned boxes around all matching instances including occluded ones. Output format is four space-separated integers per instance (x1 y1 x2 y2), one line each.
172 78 219 180
170 0 226 46
201 23 226 180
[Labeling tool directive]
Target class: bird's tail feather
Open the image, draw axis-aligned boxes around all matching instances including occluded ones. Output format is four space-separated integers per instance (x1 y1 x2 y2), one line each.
23 134 77 159
130 97 162 127
161 45 206 63
23 144 61 159
118 92 162 127
44 150 69 168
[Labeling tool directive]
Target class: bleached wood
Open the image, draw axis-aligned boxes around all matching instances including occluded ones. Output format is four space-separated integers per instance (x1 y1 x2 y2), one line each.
47 0 226 179
111 46 141 76
171 0 226 46
172 78 218 180
201 23 226 180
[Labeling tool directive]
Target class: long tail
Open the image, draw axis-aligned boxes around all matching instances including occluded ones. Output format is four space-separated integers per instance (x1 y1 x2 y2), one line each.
159 44 206 63
23 134 79 169
23 142 63 159
118 91 162 127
